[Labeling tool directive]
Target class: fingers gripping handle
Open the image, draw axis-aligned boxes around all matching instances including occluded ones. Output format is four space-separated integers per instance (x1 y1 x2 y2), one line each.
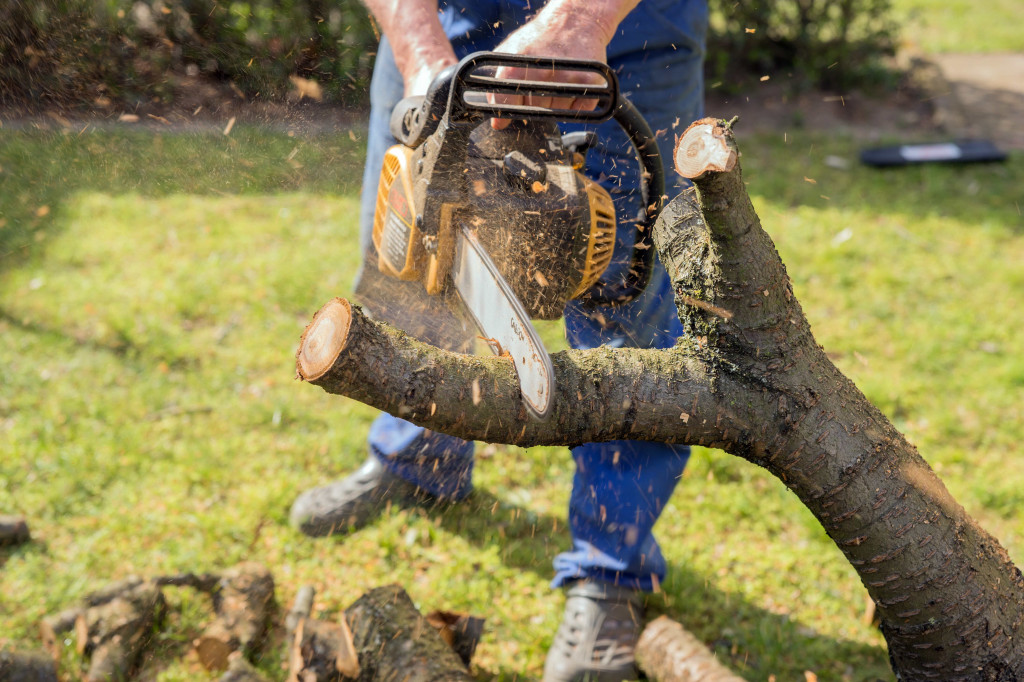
450 52 617 123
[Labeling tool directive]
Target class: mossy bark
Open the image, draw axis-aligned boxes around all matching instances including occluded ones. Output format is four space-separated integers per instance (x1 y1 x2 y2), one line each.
193 563 276 671
0 516 30 547
343 585 472 681
0 650 58 682
74 580 165 682
297 119 1024 679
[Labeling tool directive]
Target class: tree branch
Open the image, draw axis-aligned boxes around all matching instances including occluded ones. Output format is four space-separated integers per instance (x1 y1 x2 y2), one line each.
297 298 732 449
296 117 1024 678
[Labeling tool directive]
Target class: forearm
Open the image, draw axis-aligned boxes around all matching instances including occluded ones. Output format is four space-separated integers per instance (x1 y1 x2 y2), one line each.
360 0 456 90
531 0 641 47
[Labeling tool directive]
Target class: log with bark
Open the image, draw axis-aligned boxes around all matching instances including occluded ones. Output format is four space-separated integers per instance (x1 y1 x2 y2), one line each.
73 579 165 682
288 614 360 682
220 653 272 682
344 585 473 681
0 516 30 547
285 584 360 682
285 585 317 642
286 585 484 681
193 563 276 671
635 616 743 682
296 119 1024 679
39 576 149 657
0 650 58 682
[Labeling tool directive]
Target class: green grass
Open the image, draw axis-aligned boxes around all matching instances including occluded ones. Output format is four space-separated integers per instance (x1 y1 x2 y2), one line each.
891 0 1024 53
1 123 1022 681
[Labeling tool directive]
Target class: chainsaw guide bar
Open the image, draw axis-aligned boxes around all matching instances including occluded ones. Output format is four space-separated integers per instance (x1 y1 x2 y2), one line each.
452 226 554 420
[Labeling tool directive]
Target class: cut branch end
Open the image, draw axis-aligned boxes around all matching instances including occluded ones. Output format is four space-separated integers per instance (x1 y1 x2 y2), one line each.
674 118 739 179
297 298 352 381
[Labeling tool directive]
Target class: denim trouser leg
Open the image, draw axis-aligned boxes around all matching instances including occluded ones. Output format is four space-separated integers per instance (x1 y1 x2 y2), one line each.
353 1 707 589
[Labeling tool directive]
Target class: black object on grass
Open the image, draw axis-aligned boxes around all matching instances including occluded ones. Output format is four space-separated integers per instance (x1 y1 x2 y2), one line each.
861 139 1008 167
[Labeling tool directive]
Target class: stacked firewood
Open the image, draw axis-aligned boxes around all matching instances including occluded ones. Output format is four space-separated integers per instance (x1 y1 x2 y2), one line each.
4 562 488 682
2 556 734 681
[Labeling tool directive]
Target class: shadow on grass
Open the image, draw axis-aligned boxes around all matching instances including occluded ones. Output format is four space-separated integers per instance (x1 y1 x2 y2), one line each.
411 489 892 680
0 126 365 276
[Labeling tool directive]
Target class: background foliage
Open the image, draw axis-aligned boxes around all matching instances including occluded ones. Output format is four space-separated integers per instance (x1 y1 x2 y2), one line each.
0 0 900 109
0 0 378 107
706 0 898 91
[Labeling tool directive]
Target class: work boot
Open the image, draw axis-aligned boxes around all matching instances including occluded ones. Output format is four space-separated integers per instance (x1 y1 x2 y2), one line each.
542 580 644 682
289 456 427 537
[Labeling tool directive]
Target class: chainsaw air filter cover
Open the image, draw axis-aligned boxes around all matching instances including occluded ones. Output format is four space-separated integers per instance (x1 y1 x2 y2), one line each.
465 120 616 320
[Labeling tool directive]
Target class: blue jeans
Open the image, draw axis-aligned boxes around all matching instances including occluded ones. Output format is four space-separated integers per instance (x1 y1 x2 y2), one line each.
353 0 707 591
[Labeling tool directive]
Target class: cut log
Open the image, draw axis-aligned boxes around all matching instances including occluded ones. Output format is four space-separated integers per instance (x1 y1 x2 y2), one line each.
193 563 276 671
39 576 148 658
343 585 473 681
288 616 359 682
285 584 360 682
0 516 30 547
424 611 485 667
220 653 272 682
0 650 58 682
73 580 165 682
155 571 220 593
635 616 743 682
38 609 81 658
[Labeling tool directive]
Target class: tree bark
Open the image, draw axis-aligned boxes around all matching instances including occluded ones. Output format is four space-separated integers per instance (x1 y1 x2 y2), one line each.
296 118 1024 679
285 585 317 642
288 616 360 682
219 654 272 682
39 576 148 658
0 516 30 547
635 616 743 682
285 582 362 682
73 580 165 682
193 563 276 671
343 585 473 681
0 650 58 682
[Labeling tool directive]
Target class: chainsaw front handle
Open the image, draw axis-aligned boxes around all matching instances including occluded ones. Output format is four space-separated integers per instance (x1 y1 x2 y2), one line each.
449 52 618 124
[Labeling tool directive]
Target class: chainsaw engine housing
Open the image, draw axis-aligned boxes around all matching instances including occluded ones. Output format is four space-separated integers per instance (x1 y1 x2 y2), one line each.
463 120 616 319
374 119 615 320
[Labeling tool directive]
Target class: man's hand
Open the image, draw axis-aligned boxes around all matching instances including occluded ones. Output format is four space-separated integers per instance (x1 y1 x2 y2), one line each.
490 0 640 128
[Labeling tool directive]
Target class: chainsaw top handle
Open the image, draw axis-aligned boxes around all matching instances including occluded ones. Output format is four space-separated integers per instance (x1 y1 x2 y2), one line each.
388 51 665 308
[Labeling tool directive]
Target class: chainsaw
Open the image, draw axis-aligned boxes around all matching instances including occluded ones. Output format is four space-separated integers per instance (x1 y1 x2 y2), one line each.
371 51 665 420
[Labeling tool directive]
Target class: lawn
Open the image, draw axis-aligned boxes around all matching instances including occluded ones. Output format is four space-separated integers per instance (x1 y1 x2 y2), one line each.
891 0 1024 53
1 115 1022 681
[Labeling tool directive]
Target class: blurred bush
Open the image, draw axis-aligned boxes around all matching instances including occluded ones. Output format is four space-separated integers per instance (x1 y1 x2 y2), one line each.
706 0 899 91
0 0 378 108
0 0 898 109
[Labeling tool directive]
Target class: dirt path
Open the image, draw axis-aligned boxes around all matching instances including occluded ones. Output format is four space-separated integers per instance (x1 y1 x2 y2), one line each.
706 53 1024 151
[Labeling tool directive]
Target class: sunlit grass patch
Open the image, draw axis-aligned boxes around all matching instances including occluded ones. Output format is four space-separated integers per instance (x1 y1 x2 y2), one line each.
891 0 1024 53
